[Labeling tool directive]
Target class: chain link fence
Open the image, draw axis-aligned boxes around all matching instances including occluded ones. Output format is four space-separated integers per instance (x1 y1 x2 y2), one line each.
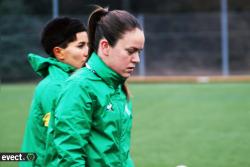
1 12 250 82
134 12 250 76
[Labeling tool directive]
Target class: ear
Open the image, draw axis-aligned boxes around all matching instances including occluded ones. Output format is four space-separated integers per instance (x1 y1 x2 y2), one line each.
99 39 110 56
53 47 65 60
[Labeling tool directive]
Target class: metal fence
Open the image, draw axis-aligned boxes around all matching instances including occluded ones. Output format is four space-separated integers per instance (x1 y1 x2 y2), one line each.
1 12 250 81
135 12 250 76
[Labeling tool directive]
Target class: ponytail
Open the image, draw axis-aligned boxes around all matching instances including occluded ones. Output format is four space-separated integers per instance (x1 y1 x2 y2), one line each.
88 6 141 57
87 6 108 56
88 6 141 99
122 84 130 100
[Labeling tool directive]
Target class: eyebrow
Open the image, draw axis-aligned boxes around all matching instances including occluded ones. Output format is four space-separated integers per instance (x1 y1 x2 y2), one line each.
78 41 87 44
126 47 143 52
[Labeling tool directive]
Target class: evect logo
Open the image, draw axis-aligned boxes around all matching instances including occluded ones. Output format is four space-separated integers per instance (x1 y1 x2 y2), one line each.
0 153 37 161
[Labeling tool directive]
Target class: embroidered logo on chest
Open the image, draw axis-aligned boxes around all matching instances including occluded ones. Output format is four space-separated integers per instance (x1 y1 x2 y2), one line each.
106 103 113 111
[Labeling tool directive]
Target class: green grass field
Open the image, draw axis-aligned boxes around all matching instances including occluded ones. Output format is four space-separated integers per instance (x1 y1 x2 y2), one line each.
1 83 250 167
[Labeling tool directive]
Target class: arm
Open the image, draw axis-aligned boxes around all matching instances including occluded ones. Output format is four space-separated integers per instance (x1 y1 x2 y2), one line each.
53 80 93 166
20 82 56 167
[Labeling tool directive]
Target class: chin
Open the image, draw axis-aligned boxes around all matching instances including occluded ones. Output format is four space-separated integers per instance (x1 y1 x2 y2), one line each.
122 73 131 78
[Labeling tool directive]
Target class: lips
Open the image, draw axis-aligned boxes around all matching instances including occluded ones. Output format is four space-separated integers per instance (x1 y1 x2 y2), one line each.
83 55 88 59
126 67 135 73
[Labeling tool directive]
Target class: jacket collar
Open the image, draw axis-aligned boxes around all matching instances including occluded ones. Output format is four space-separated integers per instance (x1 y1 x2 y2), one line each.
86 52 126 89
28 53 76 77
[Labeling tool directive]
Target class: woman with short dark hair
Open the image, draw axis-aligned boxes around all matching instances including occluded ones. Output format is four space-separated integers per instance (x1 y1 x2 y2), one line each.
20 16 89 167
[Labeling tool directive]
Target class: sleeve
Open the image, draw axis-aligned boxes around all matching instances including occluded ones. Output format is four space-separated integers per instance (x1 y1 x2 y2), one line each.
20 83 52 167
40 83 61 127
53 80 93 166
20 93 43 167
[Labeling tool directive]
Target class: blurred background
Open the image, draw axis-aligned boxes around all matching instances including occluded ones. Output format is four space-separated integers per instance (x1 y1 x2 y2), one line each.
1 1 250 167
1 0 250 82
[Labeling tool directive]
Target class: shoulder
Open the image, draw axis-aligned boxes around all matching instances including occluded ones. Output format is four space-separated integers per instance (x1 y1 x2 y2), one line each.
58 67 107 101
34 75 62 98
66 67 102 88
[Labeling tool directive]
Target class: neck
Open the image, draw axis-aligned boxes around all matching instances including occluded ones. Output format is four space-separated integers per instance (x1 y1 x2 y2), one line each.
97 50 106 62
97 50 111 70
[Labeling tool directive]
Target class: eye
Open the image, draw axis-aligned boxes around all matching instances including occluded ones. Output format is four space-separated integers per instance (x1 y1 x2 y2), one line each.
77 42 87 49
77 44 84 48
126 48 136 55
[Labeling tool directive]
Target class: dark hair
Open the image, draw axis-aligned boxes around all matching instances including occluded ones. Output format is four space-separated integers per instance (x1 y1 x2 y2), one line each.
87 6 142 55
41 17 87 57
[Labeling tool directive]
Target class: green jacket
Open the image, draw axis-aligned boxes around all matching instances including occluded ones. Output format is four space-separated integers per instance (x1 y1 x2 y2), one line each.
20 53 75 167
52 52 134 167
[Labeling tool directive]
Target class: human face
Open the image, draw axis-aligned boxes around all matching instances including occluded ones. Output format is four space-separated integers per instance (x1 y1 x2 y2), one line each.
60 31 89 69
106 28 145 78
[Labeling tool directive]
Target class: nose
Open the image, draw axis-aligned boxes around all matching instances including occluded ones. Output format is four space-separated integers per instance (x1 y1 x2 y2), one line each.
83 46 89 57
132 52 140 63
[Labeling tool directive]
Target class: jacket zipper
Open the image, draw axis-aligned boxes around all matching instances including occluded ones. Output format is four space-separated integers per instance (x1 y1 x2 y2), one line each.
115 89 123 167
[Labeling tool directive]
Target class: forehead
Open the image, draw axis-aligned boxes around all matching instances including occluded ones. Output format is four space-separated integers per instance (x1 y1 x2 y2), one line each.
66 31 88 48
75 31 88 42
117 28 145 48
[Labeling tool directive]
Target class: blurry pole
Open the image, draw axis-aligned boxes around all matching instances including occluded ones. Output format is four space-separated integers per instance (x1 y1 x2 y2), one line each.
52 0 59 18
220 0 229 76
138 14 146 76
122 0 130 11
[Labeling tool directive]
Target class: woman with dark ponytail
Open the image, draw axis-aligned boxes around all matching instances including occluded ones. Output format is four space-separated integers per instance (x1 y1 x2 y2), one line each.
52 6 145 166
